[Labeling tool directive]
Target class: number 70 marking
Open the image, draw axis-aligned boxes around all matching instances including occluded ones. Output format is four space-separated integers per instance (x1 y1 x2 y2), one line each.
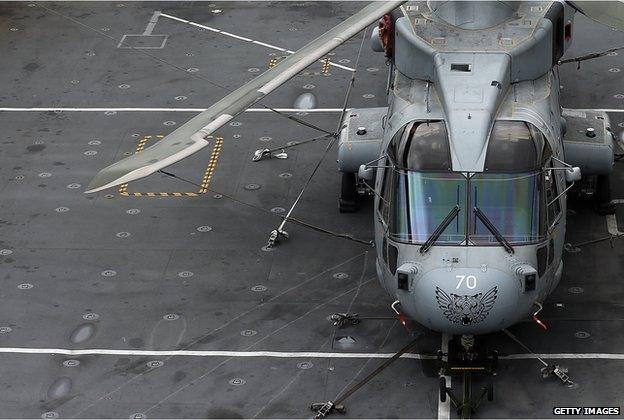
456 275 477 289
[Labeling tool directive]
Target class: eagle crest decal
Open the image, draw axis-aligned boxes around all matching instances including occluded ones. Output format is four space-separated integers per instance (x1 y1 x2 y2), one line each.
435 286 498 325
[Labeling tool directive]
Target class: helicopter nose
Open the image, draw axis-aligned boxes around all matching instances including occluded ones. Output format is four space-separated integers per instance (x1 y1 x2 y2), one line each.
408 268 524 335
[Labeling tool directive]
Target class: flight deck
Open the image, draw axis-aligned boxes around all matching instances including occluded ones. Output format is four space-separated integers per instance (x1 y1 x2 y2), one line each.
0 2 623 418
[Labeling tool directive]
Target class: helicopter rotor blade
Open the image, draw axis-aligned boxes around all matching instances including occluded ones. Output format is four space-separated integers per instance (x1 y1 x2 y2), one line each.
85 0 405 194
568 0 624 32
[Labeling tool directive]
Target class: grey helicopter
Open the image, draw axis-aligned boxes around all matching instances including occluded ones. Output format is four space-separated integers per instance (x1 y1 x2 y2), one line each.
86 1 624 416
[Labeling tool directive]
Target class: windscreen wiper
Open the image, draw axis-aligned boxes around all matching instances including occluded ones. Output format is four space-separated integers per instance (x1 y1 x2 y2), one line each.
420 205 461 254
473 207 514 254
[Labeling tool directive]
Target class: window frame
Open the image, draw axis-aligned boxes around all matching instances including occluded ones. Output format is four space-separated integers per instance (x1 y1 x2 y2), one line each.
544 159 563 229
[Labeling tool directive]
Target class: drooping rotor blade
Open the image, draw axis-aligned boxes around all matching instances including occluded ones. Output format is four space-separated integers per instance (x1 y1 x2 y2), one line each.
568 1 624 31
85 1 405 194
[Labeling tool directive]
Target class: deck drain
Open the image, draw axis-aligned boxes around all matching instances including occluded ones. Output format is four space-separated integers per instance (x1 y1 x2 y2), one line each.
251 285 267 292
39 172 52 178
259 136 272 142
104 111 117 116
67 183 81 189
248 67 260 73
126 209 140 215
84 150 98 156
186 68 199 73
574 331 590 339
147 360 164 368
362 93 375 99
229 121 242 127
163 121 176 126
174 96 187 101
229 378 246 386
129 414 147 420
366 67 379 72
55 207 69 213
278 173 292 179
213 194 223 199
41 412 58 419
197 226 212 232
297 361 313 370
178 271 194 278
332 272 349 280
271 207 285 214
241 329 257 337
101 270 117 277
303 84 315 90
232 134 241 139
244 183 261 190
0 249 13 256
70 80 80 84
88 140 101 146
82 313 100 321
118 84 131 89
17 283 33 290
116 232 131 238
63 360 80 367
14 175 25 180
339 59 351 64
163 313 180 321
568 286 584 294
614 94 624 99
0 327 12 334
609 68 621 73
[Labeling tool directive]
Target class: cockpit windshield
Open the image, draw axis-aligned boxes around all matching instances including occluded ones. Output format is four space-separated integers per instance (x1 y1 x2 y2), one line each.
469 172 542 244
382 119 548 247
389 171 466 244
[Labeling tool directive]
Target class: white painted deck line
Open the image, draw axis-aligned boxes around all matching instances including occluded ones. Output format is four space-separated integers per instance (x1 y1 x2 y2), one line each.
0 347 622 360
437 333 451 420
2 107 620 113
159 12 355 72
0 107 346 113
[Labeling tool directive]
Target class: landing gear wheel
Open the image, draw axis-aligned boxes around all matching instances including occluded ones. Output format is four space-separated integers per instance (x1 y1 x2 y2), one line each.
487 377 494 402
439 376 447 402
338 172 357 213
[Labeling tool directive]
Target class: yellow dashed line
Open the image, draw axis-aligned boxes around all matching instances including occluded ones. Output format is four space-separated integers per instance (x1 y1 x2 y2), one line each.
116 134 223 198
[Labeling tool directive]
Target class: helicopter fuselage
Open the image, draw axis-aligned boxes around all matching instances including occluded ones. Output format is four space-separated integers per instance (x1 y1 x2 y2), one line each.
341 1 614 335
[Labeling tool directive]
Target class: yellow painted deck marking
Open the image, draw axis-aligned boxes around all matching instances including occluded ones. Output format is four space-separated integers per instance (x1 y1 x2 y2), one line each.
117 135 223 198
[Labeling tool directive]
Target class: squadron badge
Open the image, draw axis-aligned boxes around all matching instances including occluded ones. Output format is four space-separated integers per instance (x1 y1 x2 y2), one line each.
435 286 498 325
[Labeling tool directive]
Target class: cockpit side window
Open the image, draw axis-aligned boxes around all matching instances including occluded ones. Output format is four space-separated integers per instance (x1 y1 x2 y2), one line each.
485 121 545 172
387 121 451 171
545 159 562 227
